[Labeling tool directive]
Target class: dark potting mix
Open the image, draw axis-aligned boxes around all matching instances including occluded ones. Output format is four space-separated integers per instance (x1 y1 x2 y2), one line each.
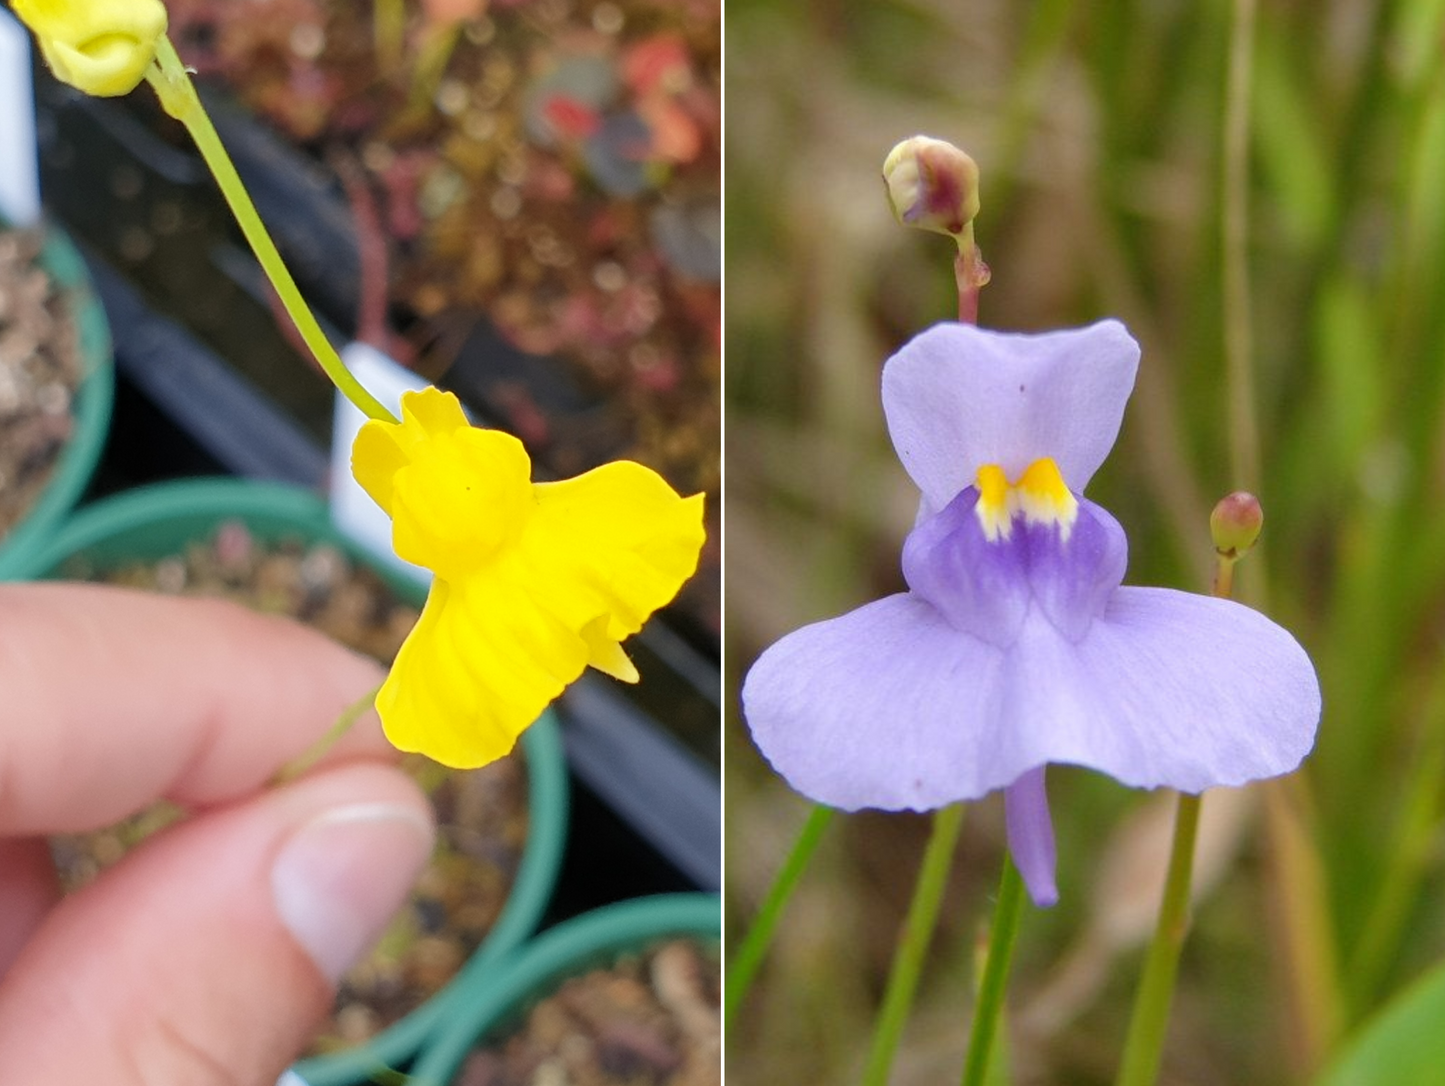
48 522 530 1053
455 938 720 1086
0 228 83 542
163 0 720 501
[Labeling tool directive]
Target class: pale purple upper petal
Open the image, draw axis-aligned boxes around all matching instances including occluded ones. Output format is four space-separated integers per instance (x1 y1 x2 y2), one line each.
881 320 1141 507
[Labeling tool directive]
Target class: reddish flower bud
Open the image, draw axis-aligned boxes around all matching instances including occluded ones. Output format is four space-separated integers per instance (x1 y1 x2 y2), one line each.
1210 491 1264 560
882 135 981 238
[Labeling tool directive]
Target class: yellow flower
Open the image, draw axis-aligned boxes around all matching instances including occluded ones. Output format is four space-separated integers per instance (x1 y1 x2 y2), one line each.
13 0 168 97
352 387 707 768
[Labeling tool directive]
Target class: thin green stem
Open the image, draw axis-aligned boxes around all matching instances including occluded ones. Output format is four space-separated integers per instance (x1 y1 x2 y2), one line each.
724 804 835 1025
1212 555 1236 599
272 684 382 785
1114 792 1202 1086
861 804 967 1086
960 854 1025 1086
143 37 396 424
1222 0 1259 495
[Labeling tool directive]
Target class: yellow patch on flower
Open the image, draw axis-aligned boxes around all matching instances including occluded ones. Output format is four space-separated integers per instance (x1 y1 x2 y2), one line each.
974 463 1013 541
974 457 1079 543
1014 458 1078 539
13 0 168 97
353 387 706 768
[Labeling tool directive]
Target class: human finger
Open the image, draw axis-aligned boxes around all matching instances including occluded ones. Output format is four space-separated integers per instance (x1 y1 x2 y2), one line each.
0 760 433 1084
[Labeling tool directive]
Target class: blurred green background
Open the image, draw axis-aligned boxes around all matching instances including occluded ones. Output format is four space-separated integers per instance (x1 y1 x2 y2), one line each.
725 1 1445 1082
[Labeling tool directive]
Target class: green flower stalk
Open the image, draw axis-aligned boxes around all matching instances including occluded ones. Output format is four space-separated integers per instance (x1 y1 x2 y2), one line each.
9 0 392 421
1115 493 1265 1086
724 804 835 1026
862 804 967 1086
962 856 1026 1086
142 39 397 424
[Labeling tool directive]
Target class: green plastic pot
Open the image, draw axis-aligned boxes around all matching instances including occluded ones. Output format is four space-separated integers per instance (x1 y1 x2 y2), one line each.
0 219 114 578
11 478 570 1086
409 893 721 1086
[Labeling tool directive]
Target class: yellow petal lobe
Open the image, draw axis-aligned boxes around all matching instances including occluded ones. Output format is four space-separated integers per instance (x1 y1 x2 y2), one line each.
14 0 168 97
581 616 642 684
351 419 408 514
402 384 470 436
532 460 707 642
376 577 586 768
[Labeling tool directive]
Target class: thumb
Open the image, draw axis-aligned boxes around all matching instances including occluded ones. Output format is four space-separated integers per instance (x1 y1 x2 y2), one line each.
0 761 435 1085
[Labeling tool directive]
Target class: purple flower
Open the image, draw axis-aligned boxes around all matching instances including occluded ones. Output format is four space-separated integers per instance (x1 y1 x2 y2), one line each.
741 320 1321 907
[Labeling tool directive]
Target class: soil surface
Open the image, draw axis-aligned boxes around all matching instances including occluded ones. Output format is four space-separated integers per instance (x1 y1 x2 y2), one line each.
49 522 531 1053
166 0 720 506
0 228 83 541
456 938 720 1086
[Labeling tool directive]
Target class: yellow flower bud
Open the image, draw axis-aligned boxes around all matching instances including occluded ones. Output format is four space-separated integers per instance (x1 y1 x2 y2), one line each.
13 0 168 97
882 135 981 238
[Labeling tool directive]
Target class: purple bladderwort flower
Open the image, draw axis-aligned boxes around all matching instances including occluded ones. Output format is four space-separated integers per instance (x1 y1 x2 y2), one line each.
741 319 1321 907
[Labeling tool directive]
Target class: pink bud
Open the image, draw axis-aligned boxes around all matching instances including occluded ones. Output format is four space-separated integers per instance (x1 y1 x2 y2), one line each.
882 135 981 237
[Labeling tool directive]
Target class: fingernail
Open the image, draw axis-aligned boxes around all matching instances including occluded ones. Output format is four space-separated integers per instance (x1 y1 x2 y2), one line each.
271 802 434 983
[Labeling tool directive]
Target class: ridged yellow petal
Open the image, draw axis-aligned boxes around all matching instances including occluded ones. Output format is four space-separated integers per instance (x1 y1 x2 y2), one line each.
376 574 588 769
531 460 707 642
401 385 469 435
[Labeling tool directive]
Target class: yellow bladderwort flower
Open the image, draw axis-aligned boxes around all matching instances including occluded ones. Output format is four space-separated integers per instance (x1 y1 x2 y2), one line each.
353 387 707 768
12 0 168 97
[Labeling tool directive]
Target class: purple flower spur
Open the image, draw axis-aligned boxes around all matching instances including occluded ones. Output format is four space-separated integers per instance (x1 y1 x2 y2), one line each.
741 320 1321 907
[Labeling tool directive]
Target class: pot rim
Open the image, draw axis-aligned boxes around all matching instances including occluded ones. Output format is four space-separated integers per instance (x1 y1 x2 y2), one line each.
409 891 720 1086
0 217 115 578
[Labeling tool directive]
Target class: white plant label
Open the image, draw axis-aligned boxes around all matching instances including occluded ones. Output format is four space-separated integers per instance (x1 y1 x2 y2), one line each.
0 11 41 227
